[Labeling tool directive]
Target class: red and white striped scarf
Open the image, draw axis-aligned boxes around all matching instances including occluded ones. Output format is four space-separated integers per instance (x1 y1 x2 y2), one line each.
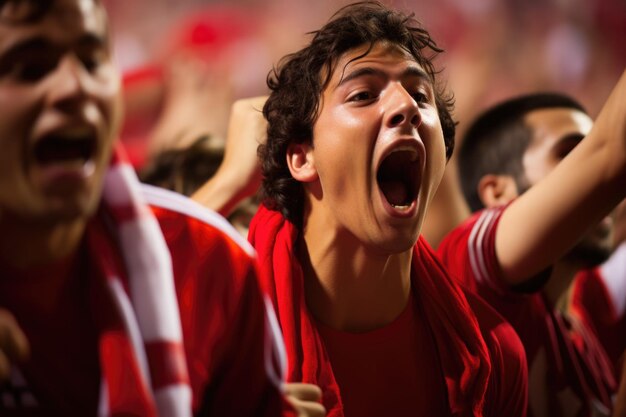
86 144 191 417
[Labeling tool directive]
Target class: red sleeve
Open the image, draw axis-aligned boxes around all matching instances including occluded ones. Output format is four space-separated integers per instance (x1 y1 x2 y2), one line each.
571 268 617 338
572 264 626 375
153 205 286 416
437 207 509 295
466 292 528 417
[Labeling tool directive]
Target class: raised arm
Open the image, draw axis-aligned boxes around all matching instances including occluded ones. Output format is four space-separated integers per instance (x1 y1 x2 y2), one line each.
192 97 267 216
496 70 626 285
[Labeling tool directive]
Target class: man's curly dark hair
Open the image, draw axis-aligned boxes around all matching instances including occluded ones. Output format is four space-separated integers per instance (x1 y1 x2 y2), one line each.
259 1 456 227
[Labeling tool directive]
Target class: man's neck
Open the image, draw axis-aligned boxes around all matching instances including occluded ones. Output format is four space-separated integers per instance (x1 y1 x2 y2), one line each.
0 212 87 270
301 222 413 333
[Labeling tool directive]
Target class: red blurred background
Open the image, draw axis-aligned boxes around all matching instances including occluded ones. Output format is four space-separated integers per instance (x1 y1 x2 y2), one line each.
102 0 625 169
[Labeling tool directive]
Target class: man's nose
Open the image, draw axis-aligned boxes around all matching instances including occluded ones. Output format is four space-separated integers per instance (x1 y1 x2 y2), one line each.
46 55 90 111
384 84 421 129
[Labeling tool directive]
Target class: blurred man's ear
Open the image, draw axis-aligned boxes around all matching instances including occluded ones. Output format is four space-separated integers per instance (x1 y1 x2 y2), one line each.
477 174 520 208
286 142 318 183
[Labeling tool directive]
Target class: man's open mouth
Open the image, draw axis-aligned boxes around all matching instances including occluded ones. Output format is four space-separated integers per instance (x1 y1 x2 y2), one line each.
376 146 420 210
33 128 97 166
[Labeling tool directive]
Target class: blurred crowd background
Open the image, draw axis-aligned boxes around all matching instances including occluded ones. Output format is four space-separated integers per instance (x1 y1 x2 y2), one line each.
101 0 625 169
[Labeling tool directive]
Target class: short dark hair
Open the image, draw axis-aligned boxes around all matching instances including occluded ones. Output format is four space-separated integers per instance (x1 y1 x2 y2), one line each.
140 136 223 197
259 1 455 227
140 136 260 231
0 0 103 25
458 93 587 213
0 0 53 24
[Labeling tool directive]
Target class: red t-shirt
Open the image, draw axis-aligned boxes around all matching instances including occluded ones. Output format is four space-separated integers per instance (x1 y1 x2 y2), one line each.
316 293 449 417
316 290 527 417
0 186 284 416
438 207 615 417
0 247 101 416
571 243 626 377
249 204 528 417
464 290 529 417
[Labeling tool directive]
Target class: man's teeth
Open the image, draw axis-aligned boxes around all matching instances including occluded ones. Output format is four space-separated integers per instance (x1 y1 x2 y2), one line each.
55 127 94 139
391 203 410 209
388 146 418 162
83 160 95 175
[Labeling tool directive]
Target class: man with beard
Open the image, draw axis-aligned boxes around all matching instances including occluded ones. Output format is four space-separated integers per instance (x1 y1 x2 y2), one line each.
0 0 288 415
438 92 624 416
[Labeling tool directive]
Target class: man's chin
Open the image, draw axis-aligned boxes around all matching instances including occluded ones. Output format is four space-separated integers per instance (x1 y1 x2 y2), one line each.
365 232 419 256
29 195 100 224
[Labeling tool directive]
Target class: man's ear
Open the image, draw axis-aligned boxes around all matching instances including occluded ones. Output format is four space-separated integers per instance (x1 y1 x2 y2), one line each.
477 174 520 208
286 142 318 183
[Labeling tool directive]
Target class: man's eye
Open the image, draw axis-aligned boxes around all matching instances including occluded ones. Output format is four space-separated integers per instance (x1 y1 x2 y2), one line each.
78 49 108 73
411 91 428 104
10 58 57 82
349 91 374 102
80 55 99 73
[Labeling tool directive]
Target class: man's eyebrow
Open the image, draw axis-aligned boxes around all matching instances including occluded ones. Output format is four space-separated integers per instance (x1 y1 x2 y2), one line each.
0 36 54 62
0 32 107 60
336 65 432 88
402 66 432 83
337 67 383 87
